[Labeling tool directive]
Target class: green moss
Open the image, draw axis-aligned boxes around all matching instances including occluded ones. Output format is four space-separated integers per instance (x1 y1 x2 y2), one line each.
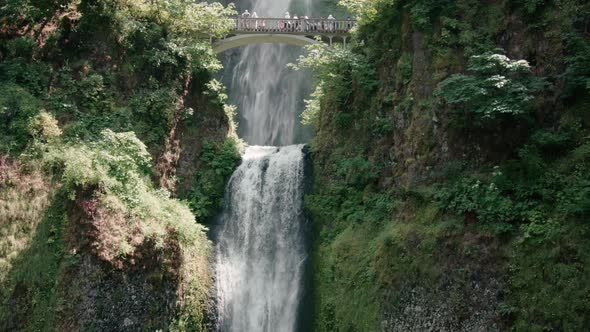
310 216 381 331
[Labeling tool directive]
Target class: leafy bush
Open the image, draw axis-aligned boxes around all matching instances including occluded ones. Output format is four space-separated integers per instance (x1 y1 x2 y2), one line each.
0 58 52 96
336 155 378 189
436 52 546 126
4 36 36 59
0 0 70 28
562 35 590 96
28 111 62 142
44 130 205 253
507 220 590 331
0 83 41 154
436 176 517 226
301 85 323 127
437 124 590 230
408 0 436 31
186 137 241 219
122 0 236 38
291 43 377 116
292 43 377 94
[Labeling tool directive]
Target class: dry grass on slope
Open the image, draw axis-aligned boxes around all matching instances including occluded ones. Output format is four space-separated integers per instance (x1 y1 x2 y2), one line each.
0 156 54 281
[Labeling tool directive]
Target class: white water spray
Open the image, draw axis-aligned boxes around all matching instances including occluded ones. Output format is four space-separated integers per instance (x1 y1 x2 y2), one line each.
214 145 307 332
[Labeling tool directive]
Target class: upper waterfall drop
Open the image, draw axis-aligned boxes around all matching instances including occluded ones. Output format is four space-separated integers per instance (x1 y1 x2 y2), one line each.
214 1 315 330
220 0 315 146
214 145 307 332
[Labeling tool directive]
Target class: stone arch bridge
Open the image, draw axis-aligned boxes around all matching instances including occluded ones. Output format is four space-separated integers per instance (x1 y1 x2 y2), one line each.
212 17 356 53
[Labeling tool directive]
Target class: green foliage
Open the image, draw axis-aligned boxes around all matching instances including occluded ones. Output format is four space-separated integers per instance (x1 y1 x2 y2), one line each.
186 137 241 220
407 0 439 31
126 86 178 146
563 34 590 96
0 0 235 328
292 43 377 94
335 155 379 189
0 1 234 152
339 0 379 20
432 119 590 327
507 221 590 331
307 1 590 331
122 0 236 38
291 43 377 131
0 194 69 331
436 176 517 228
0 57 52 97
44 130 205 250
0 160 53 283
4 36 36 59
200 138 242 178
0 0 71 28
518 0 549 14
0 83 42 154
436 52 546 126
301 84 323 127
305 151 394 228
28 110 62 143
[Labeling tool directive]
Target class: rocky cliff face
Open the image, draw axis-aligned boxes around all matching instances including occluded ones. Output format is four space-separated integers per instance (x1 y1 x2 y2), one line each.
307 1 590 331
0 1 236 330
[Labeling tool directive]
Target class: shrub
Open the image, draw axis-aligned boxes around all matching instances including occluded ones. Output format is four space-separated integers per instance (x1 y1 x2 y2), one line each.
0 83 41 154
436 52 546 126
186 137 242 219
436 176 518 226
336 155 378 189
291 44 377 117
43 130 205 256
301 85 323 127
28 111 62 142
0 60 51 94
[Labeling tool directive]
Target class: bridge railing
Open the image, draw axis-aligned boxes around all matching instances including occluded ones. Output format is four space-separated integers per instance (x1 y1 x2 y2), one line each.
230 17 356 34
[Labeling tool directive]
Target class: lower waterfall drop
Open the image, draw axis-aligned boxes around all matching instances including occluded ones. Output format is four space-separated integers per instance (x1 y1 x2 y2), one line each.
214 145 307 332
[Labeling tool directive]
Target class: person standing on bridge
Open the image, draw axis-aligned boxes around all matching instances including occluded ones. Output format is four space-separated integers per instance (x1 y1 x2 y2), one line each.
241 10 251 30
252 11 259 30
293 14 299 32
327 14 335 32
284 12 291 31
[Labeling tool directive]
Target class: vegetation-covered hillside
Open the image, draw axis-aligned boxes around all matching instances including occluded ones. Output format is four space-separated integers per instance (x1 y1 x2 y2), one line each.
2 0 589 331
0 1 240 330
299 0 590 330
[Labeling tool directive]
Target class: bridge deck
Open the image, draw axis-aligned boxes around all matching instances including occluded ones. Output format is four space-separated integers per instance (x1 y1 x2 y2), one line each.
230 17 356 36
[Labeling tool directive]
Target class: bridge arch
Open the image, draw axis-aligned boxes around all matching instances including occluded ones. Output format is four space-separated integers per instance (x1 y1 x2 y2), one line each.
211 17 355 53
212 34 319 53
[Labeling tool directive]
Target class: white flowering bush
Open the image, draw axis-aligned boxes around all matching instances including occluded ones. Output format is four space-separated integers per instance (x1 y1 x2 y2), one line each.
28 111 62 142
436 52 546 125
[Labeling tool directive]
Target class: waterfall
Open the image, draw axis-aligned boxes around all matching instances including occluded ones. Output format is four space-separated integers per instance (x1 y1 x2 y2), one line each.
214 0 318 330
220 0 314 146
214 145 307 331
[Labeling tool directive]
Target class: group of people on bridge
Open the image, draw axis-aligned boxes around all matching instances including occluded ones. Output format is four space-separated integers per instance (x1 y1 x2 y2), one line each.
237 10 354 34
